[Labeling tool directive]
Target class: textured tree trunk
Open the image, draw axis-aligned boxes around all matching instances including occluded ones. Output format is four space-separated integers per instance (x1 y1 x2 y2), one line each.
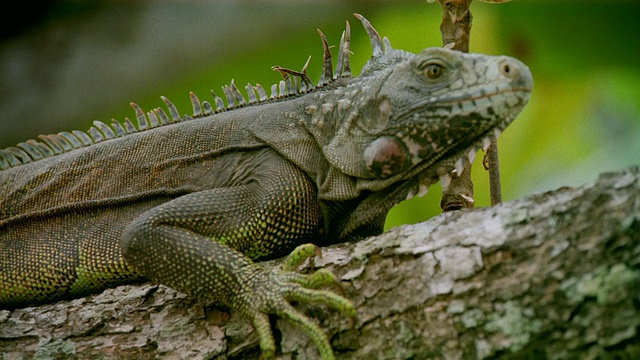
1 167 639 360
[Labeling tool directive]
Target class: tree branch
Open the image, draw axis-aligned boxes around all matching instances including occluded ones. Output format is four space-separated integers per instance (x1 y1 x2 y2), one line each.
1 167 639 359
484 139 503 205
436 0 477 212
435 0 505 210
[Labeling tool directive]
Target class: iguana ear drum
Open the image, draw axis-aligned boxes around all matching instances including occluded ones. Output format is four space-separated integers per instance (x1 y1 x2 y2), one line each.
363 136 410 178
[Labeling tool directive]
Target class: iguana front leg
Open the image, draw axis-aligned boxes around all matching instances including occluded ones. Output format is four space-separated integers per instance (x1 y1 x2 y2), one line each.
120 151 354 359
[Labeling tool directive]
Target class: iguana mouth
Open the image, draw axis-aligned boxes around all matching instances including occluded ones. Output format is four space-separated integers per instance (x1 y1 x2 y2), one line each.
407 90 529 202
394 86 531 122
352 82 531 200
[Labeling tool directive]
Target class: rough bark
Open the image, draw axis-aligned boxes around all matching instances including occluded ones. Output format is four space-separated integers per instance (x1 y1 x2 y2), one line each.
1 167 639 360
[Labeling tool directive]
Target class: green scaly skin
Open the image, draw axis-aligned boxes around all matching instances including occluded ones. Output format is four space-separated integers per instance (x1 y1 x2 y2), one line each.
0 15 532 359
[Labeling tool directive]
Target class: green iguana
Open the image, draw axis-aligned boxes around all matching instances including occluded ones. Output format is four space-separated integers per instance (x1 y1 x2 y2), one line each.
0 15 532 359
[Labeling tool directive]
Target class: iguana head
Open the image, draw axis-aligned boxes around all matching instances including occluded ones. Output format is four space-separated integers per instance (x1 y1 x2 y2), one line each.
303 14 532 202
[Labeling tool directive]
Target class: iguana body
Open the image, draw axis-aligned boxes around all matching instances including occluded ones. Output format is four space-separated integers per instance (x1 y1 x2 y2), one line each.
0 15 532 359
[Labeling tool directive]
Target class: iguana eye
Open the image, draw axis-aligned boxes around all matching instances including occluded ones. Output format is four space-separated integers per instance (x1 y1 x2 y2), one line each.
424 63 445 80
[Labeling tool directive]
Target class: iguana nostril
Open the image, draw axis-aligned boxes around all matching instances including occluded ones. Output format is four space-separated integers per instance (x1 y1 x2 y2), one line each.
500 60 514 77
497 57 533 89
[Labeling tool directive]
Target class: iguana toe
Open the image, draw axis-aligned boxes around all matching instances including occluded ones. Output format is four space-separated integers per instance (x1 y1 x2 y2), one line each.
282 243 322 271
245 246 355 359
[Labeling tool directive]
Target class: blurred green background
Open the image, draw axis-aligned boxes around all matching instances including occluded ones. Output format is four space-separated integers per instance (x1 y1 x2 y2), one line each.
1 0 638 230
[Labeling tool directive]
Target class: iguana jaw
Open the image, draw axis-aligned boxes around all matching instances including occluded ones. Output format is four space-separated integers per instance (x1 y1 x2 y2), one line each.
402 82 531 176
354 84 531 203
407 115 516 202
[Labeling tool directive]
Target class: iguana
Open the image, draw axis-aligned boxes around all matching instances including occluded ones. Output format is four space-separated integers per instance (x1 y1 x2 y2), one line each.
0 14 532 359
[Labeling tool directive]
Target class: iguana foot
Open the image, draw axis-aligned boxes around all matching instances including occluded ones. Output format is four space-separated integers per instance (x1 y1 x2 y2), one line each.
247 244 355 360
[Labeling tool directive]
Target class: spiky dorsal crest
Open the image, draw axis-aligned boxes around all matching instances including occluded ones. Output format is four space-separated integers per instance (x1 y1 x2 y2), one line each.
0 15 385 171
352 13 414 78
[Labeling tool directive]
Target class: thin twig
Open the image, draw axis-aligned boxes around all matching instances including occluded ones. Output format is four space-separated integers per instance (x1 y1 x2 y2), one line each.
486 140 502 205
435 0 503 209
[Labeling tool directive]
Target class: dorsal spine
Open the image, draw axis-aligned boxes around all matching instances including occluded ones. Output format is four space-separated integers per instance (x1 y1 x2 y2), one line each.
0 15 385 171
